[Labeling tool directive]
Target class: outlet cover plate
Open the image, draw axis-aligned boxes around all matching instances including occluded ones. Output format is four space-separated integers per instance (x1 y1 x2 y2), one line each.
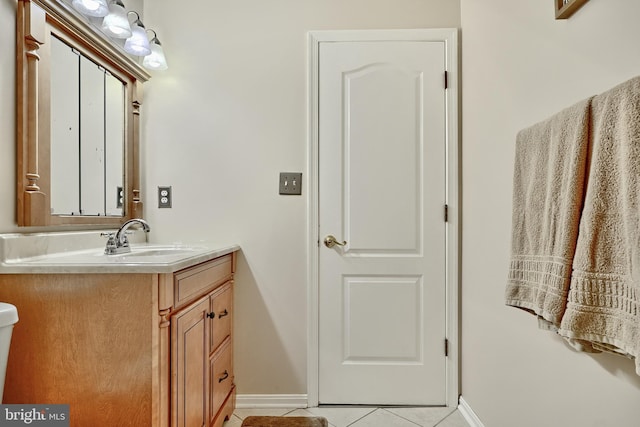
158 186 172 208
279 172 302 195
116 186 123 209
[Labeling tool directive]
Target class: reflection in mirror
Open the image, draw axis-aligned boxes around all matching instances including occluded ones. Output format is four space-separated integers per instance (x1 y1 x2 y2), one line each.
105 70 125 216
50 35 79 215
50 35 124 217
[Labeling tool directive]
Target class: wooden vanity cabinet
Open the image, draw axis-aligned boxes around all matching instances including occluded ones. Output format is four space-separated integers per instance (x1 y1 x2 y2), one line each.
171 273 235 427
0 250 237 427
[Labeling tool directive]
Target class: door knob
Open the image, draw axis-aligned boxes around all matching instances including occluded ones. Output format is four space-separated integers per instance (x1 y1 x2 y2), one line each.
324 235 347 248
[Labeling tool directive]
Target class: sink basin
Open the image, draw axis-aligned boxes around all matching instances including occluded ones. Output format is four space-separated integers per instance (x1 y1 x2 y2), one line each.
102 244 207 262
125 249 196 256
112 245 200 259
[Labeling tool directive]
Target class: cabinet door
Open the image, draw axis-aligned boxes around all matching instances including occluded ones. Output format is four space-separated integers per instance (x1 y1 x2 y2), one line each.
172 296 210 427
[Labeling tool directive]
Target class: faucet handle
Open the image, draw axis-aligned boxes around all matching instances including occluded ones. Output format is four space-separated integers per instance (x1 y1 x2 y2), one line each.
101 232 118 254
118 233 130 247
100 232 116 243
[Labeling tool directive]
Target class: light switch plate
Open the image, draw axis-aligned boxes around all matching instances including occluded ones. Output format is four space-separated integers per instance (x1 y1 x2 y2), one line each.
158 186 172 208
279 172 302 195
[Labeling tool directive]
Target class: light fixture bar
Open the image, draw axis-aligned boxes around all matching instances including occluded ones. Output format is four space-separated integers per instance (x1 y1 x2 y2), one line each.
75 0 169 71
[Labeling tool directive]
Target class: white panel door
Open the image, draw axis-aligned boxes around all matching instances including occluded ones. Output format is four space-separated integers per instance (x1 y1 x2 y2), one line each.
318 40 447 405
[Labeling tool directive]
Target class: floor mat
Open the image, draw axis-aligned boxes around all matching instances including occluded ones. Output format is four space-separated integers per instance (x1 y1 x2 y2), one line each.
241 416 329 427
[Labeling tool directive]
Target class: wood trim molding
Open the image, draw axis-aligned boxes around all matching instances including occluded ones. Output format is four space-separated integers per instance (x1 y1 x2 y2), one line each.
130 83 144 219
555 0 590 19
32 0 150 81
17 0 48 226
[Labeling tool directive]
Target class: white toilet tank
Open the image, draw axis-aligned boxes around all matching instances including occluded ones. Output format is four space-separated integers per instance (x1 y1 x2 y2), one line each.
0 303 18 403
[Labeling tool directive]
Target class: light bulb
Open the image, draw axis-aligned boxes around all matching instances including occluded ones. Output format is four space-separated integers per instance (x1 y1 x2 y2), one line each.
143 37 168 70
101 0 132 39
124 18 150 56
72 0 109 17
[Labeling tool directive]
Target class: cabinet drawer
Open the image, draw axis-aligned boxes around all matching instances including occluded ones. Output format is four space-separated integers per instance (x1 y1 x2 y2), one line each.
210 339 233 419
210 282 232 353
174 255 233 309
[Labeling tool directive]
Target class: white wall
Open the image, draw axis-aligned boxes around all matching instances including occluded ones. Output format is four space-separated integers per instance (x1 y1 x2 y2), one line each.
460 0 640 426
142 0 460 395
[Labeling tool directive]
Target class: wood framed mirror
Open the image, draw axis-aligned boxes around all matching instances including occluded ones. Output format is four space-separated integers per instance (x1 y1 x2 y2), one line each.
16 0 151 227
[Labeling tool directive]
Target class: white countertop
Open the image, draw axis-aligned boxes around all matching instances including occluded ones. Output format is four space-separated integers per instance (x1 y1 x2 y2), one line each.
0 231 239 274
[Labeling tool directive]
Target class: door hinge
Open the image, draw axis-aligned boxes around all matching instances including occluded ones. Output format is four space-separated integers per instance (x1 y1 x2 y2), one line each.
444 204 449 222
445 338 449 357
444 71 448 89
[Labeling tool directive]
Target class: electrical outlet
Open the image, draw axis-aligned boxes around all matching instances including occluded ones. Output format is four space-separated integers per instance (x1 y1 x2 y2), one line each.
158 186 172 208
279 172 302 195
116 186 123 208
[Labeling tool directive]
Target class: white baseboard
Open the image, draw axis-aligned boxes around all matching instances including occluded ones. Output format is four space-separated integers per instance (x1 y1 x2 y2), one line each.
458 396 485 427
236 394 308 409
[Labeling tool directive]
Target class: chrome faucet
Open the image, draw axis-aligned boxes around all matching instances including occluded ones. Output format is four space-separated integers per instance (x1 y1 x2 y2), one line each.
103 218 151 255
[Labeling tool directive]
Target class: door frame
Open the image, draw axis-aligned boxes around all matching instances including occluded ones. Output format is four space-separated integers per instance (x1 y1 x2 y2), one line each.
306 29 460 408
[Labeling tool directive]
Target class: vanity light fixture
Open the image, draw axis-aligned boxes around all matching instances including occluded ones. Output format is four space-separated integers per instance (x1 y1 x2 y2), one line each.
73 0 169 71
101 0 132 38
143 30 169 71
72 0 109 17
123 11 151 56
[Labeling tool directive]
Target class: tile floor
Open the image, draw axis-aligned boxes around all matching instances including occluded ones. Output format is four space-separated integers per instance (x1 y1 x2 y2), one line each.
223 406 470 427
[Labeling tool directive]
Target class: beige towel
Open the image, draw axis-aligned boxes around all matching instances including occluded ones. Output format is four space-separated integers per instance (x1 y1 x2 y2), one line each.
505 97 592 327
558 76 640 374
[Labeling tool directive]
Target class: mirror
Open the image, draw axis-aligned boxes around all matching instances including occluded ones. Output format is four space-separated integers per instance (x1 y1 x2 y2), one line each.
50 35 125 216
16 0 150 227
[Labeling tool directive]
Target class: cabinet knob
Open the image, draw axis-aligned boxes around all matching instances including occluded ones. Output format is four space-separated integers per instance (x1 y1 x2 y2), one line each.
206 312 215 319
218 370 229 383
218 309 229 319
